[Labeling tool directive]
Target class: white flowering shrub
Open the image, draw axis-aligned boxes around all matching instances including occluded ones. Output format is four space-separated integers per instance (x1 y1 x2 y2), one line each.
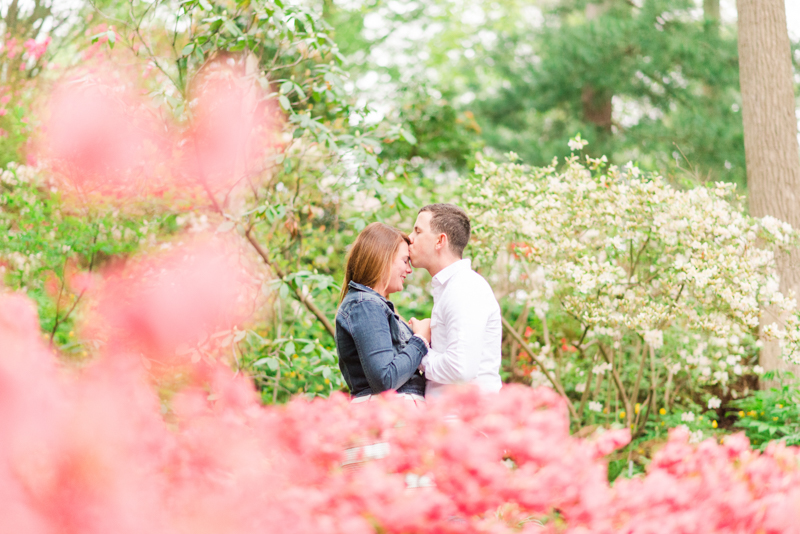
463 139 800 432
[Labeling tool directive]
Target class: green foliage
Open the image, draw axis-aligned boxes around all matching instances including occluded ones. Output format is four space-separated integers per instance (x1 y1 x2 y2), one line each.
478 0 745 183
328 0 755 185
728 373 800 450
242 331 345 403
0 164 176 349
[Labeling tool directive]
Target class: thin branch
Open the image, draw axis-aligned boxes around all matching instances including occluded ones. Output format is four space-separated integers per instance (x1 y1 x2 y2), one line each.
627 337 648 424
577 356 595 419
246 225 335 338
502 316 579 422
630 235 651 278
597 343 632 423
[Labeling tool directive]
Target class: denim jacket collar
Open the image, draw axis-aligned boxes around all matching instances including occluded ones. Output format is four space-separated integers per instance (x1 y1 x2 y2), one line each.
347 281 395 311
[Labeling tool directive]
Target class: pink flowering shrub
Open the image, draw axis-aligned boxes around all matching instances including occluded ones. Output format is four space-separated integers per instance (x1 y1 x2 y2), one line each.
41 59 273 203
3 265 800 533
24 37 51 61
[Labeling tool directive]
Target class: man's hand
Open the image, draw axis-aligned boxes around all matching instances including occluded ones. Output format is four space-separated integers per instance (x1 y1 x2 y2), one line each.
409 317 431 345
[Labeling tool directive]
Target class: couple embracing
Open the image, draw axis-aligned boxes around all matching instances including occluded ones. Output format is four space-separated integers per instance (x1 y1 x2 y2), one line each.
335 203 502 406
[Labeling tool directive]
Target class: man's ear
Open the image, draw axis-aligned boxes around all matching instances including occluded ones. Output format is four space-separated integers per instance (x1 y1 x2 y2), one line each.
435 233 448 251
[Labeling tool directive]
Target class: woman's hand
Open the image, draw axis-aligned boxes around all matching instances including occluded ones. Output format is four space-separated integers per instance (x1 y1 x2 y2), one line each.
408 318 431 345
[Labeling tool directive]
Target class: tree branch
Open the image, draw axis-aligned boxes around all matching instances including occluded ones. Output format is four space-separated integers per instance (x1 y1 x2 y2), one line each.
246 226 335 338
597 343 632 423
502 315 579 422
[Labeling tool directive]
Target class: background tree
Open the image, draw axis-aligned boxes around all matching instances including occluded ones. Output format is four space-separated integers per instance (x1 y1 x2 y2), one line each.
737 0 800 378
330 0 751 184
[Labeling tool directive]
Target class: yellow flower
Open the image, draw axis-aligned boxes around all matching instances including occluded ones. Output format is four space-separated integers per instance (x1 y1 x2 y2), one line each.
712 420 718 428
661 421 665 426
603 408 608 414
777 404 784 409
324 378 330 385
619 411 626 419
748 410 757 417
773 417 779 421
635 403 641 414
68 331 74 338
659 408 666 415
739 411 745 417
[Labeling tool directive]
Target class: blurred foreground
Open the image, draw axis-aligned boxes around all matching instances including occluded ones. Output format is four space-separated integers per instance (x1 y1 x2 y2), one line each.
2 279 800 533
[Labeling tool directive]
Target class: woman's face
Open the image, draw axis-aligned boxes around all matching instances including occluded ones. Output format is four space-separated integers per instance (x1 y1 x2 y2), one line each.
382 242 412 296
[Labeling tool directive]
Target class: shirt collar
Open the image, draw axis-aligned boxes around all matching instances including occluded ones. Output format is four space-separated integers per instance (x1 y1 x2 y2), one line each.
432 258 471 288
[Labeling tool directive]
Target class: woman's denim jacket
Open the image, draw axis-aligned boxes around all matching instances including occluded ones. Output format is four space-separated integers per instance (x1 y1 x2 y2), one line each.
336 281 427 398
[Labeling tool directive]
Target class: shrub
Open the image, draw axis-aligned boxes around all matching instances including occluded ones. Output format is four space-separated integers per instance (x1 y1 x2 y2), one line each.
3 280 800 533
463 139 799 433
729 373 800 450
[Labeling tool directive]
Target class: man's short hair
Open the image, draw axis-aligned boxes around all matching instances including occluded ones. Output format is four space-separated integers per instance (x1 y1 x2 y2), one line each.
419 203 471 257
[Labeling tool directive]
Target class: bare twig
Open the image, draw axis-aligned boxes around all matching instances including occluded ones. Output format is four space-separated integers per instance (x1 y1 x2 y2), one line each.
502 316 579 422
627 338 648 425
246 226 335 338
597 343 632 423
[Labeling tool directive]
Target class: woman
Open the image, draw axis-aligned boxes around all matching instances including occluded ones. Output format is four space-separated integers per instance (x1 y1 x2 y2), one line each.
336 223 430 403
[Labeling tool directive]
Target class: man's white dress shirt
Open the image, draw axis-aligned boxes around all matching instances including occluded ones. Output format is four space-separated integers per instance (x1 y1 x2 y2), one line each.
421 258 502 397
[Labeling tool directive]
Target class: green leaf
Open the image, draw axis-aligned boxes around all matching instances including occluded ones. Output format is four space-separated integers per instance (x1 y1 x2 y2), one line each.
254 357 279 371
223 20 243 36
399 128 417 145
280 81 294 94
181 44 195 57
283 341 296 358
278 95 292 111
399 194 417 209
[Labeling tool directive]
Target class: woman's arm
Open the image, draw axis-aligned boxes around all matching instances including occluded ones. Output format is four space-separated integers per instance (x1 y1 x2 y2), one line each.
346 300 428 393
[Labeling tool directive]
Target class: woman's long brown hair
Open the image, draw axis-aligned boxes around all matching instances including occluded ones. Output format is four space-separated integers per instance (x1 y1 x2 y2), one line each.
339 223 410 303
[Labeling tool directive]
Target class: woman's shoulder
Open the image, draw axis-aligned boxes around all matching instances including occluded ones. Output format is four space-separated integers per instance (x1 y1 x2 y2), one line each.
338 290 390 318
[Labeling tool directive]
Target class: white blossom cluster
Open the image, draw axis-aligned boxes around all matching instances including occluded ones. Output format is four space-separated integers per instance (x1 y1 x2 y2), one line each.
464 143 800 384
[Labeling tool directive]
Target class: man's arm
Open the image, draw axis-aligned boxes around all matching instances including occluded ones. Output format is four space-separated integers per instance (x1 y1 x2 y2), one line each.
421 287 490 385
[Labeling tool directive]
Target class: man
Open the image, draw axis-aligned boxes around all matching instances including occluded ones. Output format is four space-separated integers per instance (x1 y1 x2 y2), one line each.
408 203 502 397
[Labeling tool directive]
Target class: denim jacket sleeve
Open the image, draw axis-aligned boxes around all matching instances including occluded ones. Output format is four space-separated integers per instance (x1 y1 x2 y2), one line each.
345 299 428 393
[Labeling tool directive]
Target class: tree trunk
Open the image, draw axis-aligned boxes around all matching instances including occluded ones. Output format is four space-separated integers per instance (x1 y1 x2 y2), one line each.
704 0 720 36
738 0 800 383
704 0 720 24
582 2 614 132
